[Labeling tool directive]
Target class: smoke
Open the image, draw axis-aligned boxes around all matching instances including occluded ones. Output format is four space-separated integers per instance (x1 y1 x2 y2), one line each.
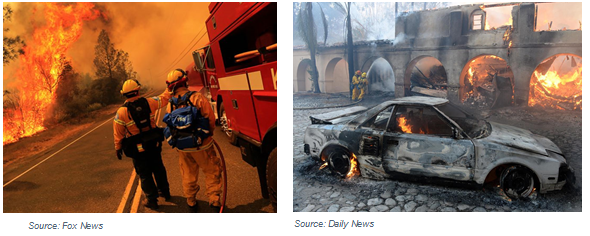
536 2 582 31
3 2 211 89
367 58 395 92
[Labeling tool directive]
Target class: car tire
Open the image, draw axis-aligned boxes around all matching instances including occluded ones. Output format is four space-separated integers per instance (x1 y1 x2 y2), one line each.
500 165 535 200
266 148 277 205
327 147 352 178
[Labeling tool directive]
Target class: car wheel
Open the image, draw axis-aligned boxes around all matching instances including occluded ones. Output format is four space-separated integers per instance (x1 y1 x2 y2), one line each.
327 147 352 178
500 165 535 200
218 102 232 138
266 148 277 205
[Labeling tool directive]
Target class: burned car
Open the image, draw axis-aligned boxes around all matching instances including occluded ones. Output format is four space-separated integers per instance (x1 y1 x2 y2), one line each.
303 96 575 199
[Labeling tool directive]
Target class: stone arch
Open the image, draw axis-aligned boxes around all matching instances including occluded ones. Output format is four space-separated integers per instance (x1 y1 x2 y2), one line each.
528 53 582 110
404 55 448 98
364 57 396 93
360 56 382 72
295 59 312 92
324 57 349 93
459 54 515 108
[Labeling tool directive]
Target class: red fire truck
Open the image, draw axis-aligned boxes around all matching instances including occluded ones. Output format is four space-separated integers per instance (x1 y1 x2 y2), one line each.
185 2 277 203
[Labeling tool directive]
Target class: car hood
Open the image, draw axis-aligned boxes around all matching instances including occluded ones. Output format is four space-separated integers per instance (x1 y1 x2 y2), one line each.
481 122 552 156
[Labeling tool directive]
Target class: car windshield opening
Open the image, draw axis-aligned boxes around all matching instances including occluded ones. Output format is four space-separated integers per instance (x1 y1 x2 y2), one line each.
436 104 490 139
362 105 393 130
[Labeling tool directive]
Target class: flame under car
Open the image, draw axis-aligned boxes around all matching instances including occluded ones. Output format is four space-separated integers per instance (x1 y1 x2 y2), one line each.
303 96 575 200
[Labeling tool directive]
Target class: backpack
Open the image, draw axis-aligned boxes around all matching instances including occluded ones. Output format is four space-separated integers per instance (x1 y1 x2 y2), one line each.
121 97 164 158
163 91 211 150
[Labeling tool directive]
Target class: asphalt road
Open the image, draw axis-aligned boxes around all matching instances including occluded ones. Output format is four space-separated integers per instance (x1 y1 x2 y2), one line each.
3 91 274 213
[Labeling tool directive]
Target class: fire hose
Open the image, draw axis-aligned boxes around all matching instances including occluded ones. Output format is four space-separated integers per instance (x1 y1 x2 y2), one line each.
212 139 227 213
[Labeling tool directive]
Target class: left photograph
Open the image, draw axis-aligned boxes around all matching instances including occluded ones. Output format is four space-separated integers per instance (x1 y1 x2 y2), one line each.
3 2 277 213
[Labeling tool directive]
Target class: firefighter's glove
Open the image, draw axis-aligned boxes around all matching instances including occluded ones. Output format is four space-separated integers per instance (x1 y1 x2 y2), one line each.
116 149 123 160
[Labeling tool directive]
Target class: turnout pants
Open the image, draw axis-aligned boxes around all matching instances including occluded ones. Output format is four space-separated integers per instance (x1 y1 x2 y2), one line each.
177 144 222 207
352 87 360 100
131 143 170 201
358 87 366 100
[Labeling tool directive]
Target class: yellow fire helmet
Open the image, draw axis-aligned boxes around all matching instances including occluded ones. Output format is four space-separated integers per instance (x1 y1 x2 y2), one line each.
362 72 367 78
166 69 188 91
120 79 141 96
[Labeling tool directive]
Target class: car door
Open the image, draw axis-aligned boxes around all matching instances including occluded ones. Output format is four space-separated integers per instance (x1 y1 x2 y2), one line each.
381 105 475 181
355 105 394 179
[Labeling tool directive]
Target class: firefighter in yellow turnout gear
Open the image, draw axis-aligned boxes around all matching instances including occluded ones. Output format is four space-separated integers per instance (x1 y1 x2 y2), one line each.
164 69 222 212
113 79 172 210
351 70 362 101
358 72 368 100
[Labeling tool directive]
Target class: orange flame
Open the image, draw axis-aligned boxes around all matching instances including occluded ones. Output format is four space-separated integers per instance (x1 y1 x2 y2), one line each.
503 27 513 49
397 115 425 134
462 55 512 106
483 6 513 30
528 55 582 110
398 116 412 133
3 3 101 145
346 153 359 178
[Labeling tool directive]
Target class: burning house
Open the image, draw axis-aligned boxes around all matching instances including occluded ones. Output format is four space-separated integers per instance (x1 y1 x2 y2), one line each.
293 2 581 110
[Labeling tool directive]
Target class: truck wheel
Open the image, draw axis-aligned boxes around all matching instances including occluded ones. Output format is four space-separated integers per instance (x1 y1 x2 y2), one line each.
218 102 232 139
500 165 535 200
266 148 277 205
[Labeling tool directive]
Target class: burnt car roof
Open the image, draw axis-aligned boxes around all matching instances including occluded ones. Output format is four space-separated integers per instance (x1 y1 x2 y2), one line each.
383 96 448 106
343 96 449 126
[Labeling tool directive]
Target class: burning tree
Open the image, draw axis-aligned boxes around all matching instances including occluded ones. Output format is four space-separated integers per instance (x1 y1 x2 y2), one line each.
3 4 25 65
3 3 101 145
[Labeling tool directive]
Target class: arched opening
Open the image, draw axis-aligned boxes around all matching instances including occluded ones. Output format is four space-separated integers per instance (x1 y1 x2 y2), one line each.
325 57 349 93
296 59 312 92
529 54 582 110
404 56 448 98
459 55 514 109
366 58 395 93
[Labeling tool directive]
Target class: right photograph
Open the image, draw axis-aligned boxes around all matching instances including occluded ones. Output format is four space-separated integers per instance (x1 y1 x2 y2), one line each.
292 2 581 212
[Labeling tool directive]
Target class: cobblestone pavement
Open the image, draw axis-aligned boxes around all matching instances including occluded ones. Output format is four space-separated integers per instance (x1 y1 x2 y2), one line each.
293 92 582 212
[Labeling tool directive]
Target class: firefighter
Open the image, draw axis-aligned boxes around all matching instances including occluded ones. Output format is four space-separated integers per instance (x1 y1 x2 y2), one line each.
358 72 369 100
165 69 222 212
351 70 362 101
114 79 172 210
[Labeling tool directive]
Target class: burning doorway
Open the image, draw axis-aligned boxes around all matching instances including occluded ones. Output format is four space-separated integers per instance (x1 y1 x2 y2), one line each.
528 54 582 110
325 58 349 93
295 59 313 92
460 55 514 109
363 57 395 93
405 56 448 98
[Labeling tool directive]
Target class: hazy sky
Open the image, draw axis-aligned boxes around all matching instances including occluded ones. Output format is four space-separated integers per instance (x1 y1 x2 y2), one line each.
3 2 211 88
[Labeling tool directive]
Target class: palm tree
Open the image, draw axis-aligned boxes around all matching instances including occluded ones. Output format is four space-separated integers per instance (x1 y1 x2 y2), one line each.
297 2 328 93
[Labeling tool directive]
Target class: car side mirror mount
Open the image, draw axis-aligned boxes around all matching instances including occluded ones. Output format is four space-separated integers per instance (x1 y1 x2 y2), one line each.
452 127 461 139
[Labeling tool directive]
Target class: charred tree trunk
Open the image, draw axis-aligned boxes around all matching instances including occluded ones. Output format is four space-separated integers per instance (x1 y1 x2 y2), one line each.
310 45 320 93
346 2 354 99
297 3 324 93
